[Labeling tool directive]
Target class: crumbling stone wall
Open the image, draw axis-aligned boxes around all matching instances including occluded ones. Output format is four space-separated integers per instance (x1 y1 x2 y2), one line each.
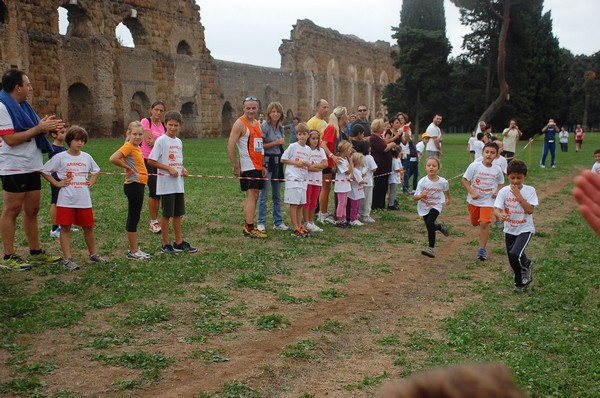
1 2 398 138
1 0 220 137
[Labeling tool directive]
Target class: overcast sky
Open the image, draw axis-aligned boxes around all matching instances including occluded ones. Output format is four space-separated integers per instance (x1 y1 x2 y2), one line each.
195 0 599 68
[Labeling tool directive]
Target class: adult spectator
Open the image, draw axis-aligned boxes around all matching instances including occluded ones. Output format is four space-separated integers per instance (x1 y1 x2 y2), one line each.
0 69 63 270
286 116 300 144
370 119 397 210
351 104 372 137
141 100 166 233
317 106 348 224
227 96 267 239
257 101 288 231
425 113 443 158
501 118 522 160
540 118 558 168
307 99 329 138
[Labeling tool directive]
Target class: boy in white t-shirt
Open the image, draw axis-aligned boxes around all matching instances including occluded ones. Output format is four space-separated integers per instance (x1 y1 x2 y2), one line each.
592 149 600 174
281 123 312 237
462 142 505 261
148 111 197 254
494 160 538 292
41 126 103 270
359 142 378 223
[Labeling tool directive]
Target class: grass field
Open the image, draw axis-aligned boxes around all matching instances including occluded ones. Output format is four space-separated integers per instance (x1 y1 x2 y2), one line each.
0 132 599 397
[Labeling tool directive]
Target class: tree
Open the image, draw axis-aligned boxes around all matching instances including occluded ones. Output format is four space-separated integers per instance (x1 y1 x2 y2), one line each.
383 0 451 133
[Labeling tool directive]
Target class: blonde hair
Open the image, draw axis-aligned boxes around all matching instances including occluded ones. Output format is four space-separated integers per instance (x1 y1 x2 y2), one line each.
338 140 352 156
351 152 365 168
371 118 385 134
126 121 143 143
426 156 441 170
327 106 347 138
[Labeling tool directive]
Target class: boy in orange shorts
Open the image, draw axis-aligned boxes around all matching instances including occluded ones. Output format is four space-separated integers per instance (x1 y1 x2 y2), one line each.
462 142 505 260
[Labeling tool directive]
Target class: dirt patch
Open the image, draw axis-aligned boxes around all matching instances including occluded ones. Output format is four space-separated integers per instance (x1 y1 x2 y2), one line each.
5 174 581 397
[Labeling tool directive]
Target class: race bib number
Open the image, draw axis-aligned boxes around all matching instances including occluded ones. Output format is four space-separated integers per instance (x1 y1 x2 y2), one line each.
254 138 263 153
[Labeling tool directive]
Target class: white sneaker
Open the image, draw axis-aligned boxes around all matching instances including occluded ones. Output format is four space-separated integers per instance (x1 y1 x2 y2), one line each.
350 220 364 226
273 223 289 231
323 215 337 225
256 224 266 232
50 227 60 238
304 222 323 232
135 248 152 259
316 213 328 223
149 221 161 233
363 216 376 223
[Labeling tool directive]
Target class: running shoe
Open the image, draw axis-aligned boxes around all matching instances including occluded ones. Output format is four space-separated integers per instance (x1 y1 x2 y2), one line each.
173 241 198 253
477 247 487 261
149 221 161 233
0 254 32 271
243 227 268 239
88 253 106 263
421 247 436 258
29 251 62 264
273 223 289 231
50 227 61 238
439 222 449 237
63 258 80 270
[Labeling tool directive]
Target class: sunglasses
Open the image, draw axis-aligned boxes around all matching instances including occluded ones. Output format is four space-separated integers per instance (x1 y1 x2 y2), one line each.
243 96 258 102
358 109 367 112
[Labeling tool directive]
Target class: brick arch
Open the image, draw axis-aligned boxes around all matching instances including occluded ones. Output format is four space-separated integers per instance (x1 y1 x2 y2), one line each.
180 101 200 138
130 91 150 123
68 83 95 134
176 40 192 56
58 2 93 38
327 58 339 106
379 71 389 87
303 56 318 112
0 1 7 24
119 16 148 48
347 65 358 110
221 101 236 137
363 68 375 117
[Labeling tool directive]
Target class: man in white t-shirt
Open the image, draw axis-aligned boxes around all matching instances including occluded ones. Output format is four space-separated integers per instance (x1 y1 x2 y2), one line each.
0 69 63 270
425 114 443 158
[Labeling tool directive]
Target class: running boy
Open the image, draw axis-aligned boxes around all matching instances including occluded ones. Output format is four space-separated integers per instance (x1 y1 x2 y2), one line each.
462 141 505 260
494 160 538 292
281 123 312 237
147 111 198 254
41 126 103 270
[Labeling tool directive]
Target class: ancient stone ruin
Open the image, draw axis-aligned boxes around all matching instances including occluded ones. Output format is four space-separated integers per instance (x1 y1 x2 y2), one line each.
0 1 398 137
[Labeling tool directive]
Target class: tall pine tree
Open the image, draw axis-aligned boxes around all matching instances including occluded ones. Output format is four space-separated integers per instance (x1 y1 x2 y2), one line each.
383 0 451 133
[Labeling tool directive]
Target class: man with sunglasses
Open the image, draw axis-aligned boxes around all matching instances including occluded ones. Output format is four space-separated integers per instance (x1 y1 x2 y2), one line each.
227 96 268 239
351 105 371 137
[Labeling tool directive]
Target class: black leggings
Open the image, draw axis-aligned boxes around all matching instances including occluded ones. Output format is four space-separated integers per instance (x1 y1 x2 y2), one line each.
422 209 441 248
505 232 533 287
124 183 145 232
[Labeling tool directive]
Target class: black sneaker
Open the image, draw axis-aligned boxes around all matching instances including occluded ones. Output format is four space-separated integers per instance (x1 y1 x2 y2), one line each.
521 263 533 287
173 241 198 253
161 244 180 254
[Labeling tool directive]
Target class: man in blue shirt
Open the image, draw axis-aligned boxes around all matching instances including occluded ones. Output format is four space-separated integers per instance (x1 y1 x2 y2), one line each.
540 118 558 168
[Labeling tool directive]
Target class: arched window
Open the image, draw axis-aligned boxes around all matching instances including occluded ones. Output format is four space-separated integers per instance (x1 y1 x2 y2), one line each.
68 83 94 133
0 1 8 25
130 92 150 122
176 40 192 56
180 102 197 137
116 22 135 48
57 4 92 38
221 101 235 137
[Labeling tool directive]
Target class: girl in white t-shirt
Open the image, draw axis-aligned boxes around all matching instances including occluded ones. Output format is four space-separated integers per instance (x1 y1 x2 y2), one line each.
334 141 353 228
359 142 378 223
388 147 404 210
413 157 450 258
349 152 367 226
302 130 327 233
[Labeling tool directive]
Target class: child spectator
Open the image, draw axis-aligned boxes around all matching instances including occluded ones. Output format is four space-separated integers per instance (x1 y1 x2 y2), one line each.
473 132 485 160
387 147 403 210
109 121 152 260
334 140 353 228
48 126 67 238
147 111 198 254
359 141 377 223
494 160 538 292
281 123 312 237
462 142 505 261
574 124 584 152
349 152 367 226
41 126 103 270
302 129 327 233
593 148 600 174
415 133 430 162
413 157 450 258
559 126 569 152
467 130 477 161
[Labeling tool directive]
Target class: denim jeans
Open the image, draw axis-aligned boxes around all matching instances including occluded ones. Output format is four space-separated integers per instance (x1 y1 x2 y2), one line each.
257 171 283 226
541 140 556 166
